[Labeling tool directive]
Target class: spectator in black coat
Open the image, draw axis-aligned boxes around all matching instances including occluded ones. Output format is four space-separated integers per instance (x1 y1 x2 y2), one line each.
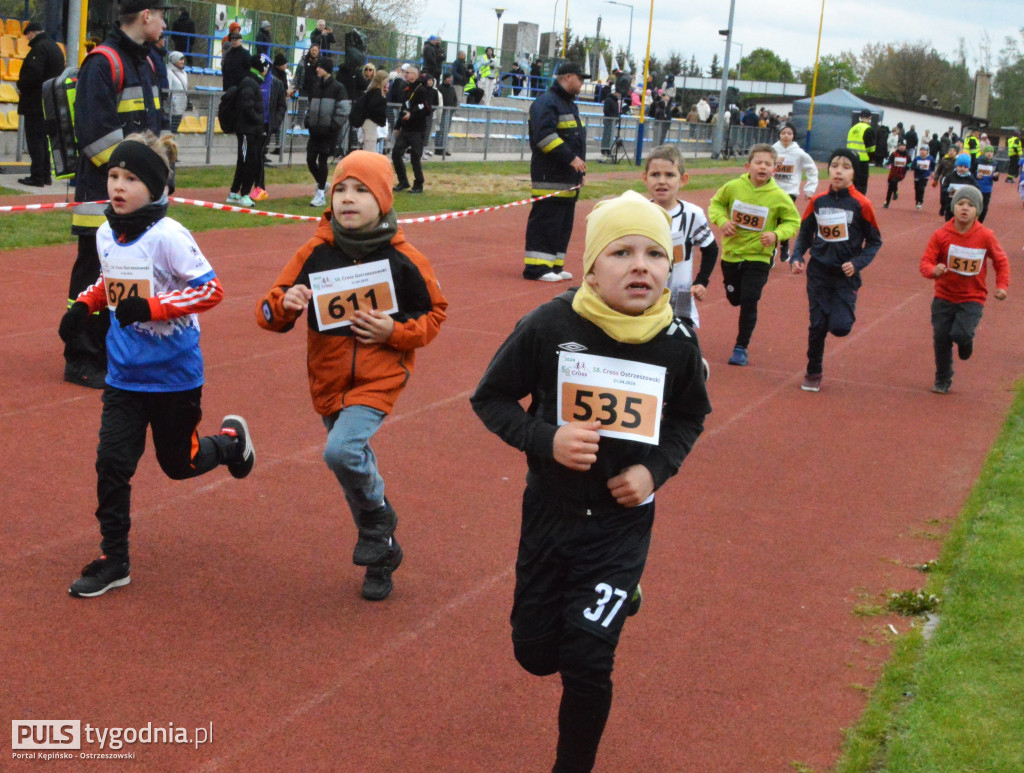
229 53 270 204
310 20 336 52
221 32 250 90
16 22 65 186
170 10 196 64
422 35 444 80
434 72 458 155
501 61 526 96
255 20 272 58
905 124 919 152
529 60 543 97
451 49 470 101
294 45 321 97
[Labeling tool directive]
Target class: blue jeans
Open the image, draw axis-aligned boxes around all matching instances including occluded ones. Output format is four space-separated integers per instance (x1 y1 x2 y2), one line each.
322 405 387 519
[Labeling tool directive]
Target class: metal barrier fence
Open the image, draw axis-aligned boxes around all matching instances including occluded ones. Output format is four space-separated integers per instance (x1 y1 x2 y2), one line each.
166 92 775 164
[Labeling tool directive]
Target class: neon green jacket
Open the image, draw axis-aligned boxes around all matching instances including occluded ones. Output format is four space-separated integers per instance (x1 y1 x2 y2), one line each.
708 174 801 263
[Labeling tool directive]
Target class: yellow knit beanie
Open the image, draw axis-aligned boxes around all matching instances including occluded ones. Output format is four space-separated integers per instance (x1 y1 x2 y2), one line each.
582 190 673 275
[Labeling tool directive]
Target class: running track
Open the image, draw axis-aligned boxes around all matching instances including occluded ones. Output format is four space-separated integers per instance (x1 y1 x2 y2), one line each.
2 175 1022 771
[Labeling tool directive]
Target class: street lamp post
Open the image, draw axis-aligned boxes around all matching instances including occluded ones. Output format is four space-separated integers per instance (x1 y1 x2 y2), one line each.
711 0 736 159
551 0 560 57
604 0 633 70
734 41 744 80
494 7 505 52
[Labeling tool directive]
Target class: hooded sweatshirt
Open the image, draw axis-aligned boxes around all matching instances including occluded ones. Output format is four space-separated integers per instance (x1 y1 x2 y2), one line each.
771 140 819 198
708 173 801 263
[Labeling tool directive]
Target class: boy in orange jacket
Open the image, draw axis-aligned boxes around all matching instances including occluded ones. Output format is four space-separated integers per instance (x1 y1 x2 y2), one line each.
256 151 447 599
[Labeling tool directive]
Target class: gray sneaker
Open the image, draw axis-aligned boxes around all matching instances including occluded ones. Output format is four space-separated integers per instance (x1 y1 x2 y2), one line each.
69 556 130 598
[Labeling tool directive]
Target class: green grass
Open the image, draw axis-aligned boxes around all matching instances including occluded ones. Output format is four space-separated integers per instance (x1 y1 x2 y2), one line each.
1 164 737 251
835 382 1024 772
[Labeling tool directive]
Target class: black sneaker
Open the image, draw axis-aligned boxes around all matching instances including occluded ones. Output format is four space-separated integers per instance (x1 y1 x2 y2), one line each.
627 583 642 616
353 499 398 566
219 415 255 479
932 379 952 394
18 177 45 187
64 362 107 389
362 538 403 601
957 339 974 361
393 182 411 192
69 555 130 598
409 186 424 194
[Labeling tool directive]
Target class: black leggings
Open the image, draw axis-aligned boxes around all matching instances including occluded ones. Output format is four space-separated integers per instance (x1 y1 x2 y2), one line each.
94 386 235 559
306 134 333 189
720 260 771 348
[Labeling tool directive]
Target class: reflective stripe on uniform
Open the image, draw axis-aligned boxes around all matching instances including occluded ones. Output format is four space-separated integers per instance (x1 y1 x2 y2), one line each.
556 113 578 129
82 128 124 165
537 132 563 153
524 251 558 267
71 201 108 229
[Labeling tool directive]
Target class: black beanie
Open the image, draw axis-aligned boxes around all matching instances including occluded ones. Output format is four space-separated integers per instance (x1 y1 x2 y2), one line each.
273 52 288 67
829 147 859 167
108 140 169 201
317 56 334 72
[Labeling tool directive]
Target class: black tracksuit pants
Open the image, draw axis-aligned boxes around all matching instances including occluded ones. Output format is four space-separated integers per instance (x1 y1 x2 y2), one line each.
94 386 236 560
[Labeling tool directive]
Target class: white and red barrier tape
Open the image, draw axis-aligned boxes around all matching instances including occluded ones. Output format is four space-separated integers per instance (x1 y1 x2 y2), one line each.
0 185 582 223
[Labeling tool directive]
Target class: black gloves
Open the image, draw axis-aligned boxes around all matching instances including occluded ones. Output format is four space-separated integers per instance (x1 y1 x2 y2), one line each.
58 302 90 343
115 297 152 327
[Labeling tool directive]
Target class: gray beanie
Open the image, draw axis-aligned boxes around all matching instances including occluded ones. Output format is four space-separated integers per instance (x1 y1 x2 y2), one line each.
951 185 983 213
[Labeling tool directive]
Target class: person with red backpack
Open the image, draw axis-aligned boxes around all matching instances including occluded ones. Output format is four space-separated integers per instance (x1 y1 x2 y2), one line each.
65 0 173 389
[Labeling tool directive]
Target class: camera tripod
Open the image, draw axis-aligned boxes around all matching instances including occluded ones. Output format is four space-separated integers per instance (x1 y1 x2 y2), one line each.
608 116 630 165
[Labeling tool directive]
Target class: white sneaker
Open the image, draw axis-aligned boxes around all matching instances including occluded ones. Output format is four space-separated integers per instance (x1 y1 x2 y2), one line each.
310 190 325 207
226 192 241 203
537 272 564 282
558 270 573 280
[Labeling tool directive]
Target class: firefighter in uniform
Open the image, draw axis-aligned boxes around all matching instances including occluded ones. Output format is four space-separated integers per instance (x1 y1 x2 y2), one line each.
846 108 876 196
523 61 588 282
65 0 173 387
1006 133 1022 183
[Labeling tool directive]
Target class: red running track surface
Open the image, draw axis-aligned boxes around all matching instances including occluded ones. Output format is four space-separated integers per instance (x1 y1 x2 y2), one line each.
2 175 1022 771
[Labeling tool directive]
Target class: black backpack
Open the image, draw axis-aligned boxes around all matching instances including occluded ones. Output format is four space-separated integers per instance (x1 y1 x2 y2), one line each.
348 92 366 128
217 85 239 133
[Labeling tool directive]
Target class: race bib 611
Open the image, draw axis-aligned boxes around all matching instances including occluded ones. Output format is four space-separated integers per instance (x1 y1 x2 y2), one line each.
309 259 398 331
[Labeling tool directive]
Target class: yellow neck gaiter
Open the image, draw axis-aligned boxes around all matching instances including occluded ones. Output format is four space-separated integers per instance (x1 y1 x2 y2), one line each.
572 281 673 344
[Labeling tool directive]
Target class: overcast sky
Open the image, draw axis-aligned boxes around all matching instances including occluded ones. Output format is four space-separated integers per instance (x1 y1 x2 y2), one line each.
418 0 1017 75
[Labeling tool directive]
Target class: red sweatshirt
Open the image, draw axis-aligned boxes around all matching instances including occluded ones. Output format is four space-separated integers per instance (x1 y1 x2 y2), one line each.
920 219 1010 304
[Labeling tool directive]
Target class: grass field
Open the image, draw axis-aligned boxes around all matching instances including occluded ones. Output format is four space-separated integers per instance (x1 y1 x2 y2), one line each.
835 382 1024 772
0 161 737 251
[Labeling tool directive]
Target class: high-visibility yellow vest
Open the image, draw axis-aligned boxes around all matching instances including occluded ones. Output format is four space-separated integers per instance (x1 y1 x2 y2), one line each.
1008 136 1022 156
847 121 873 161
964 135 980 157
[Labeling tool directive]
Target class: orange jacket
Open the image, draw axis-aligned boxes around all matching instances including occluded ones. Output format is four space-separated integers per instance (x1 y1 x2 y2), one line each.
256 215 447 416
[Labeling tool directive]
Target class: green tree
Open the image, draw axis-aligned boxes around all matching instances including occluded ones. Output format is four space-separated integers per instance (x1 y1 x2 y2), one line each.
798 53 860 93
858 41 972 108
731 47 795 81
708 53 721 78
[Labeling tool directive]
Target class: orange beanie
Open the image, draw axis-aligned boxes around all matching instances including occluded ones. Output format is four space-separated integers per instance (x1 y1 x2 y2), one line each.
330 151 395 216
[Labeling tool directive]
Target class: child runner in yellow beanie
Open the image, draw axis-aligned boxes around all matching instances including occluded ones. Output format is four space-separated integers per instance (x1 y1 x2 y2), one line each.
472 190 712 772
256 150 447 601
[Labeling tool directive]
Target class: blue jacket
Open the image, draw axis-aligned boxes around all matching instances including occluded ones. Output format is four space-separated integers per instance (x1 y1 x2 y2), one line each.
73 26 168 233
528 81 585 195
913 153 934 182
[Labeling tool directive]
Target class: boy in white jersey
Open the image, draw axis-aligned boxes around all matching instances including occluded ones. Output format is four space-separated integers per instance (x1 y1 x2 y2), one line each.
642 144 719 327
59 132 255 598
